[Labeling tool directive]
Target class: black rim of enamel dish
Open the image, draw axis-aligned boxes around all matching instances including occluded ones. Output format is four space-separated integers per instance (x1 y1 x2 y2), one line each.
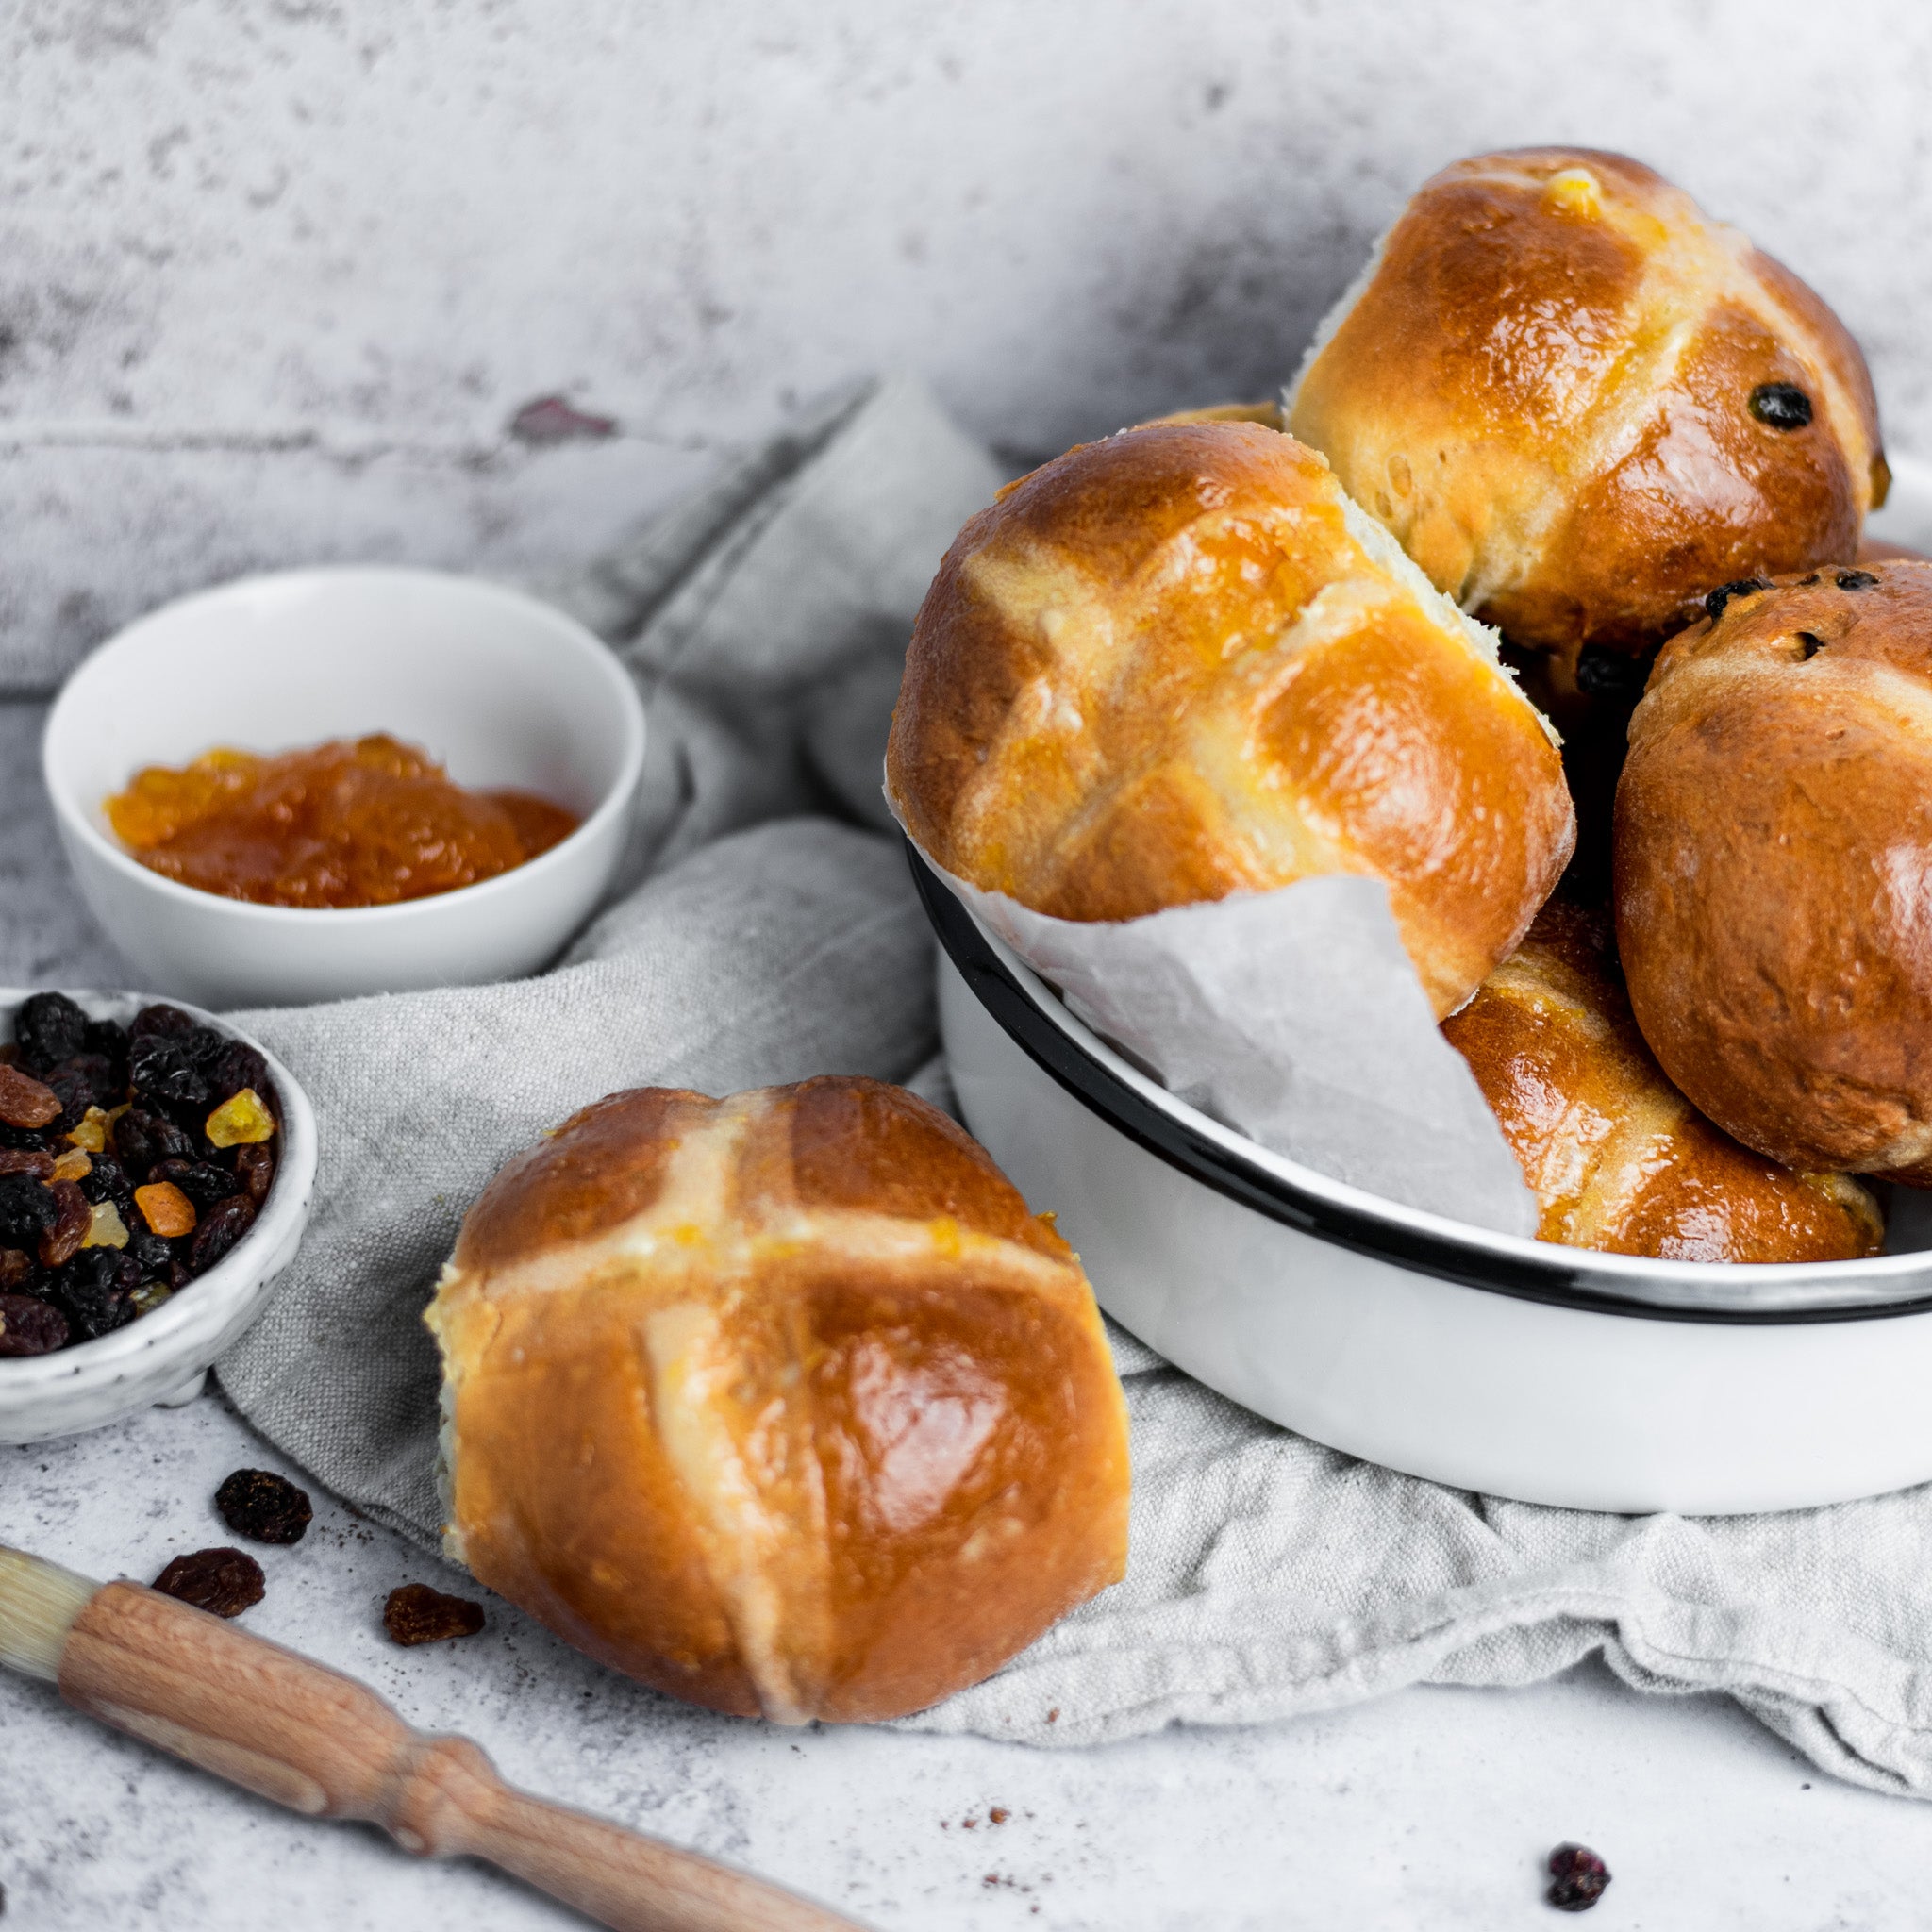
908 841 1932 1327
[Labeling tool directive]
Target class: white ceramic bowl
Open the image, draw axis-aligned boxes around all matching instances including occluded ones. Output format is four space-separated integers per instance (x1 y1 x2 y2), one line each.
0 991 317 1445
43 567 646 1008
921 858 1932 1518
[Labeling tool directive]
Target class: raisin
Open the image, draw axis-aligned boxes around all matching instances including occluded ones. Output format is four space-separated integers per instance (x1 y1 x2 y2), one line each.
0 1174 58 1249
0 1065 61 1131
383 1583 486 1646
83 1017 129 1083
151 1547 265 1619
38 1179 91 1267
151 1158 241 1211
1749 381 1812 430
1546 1843 1611 1912
207 1038 271 1103
14 992 90 1073
0 1247 39 1291
0 1122 51 1153
131 1003 198 1041
188 1193 256 1274
44 1053 117 1113
1837 568 1879 591
127 1226 174 1274
129 1035 210 1119
1795 631 1825 661
49 1249 140 1339
232 1142 276 1205
215 1469 313 1545
0 1292 68 1357
1574 644 1655 701
113 1108 194 1180
80 1154 133 1207
0 1149 54 1181
1705 577 1771 625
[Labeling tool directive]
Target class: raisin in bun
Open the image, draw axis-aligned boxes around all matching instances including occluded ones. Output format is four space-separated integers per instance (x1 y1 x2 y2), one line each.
1443 900 1882 1260
1616 560 1932 1182
886 420 1574 1018
1289 148 1887 660
425 1076 1129 1724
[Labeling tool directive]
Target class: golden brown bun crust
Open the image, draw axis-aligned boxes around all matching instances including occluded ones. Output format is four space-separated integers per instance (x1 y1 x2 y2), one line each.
1291 148 1885 658
429 1077 1130 1724
887 420 1574 1016
1615 560 1932 1181
1443 901 1882 1259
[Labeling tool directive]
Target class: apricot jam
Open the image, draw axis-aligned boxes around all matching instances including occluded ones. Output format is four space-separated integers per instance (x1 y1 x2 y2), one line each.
106 734 580 908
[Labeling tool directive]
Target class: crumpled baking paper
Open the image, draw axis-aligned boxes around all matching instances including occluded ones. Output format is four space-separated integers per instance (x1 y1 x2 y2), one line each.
901 831 1539 1236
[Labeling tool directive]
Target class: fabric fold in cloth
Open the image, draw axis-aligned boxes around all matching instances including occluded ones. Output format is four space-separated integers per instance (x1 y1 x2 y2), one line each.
168 370 1932 1801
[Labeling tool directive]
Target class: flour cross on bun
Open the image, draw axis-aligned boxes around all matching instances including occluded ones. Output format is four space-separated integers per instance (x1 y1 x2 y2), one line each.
888 418 1574 1017
427 1076 1129 1724
1290 147 1887 660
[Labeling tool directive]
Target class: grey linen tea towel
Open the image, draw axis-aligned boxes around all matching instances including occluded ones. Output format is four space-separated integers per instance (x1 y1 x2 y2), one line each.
190 375 1932 1797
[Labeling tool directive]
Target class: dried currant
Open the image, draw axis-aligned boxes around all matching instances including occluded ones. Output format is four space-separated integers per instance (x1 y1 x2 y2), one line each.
1705 576 1771 625
0 1065 61 1131
207 1039 270 1105
188 1193 257 1274
1546 1843 1611 1912
1837 568 1879 591
42 1067 101 1137
129 1035 210 1118
126 1226 173 1274
113 1108 194 1180
49 1250 140 1339
151 1547 265 1619
1749 381 1812 429
38 1180 92 1267
152 1159 244 1211
131 1003 198 1041
0 1292 68 1357
383 1583 486 1646
83 1016 129 1082
80 1155 134 1209
0 1174 58 1249
215 1469 313 1545
233 1142 276 1205
14 992 91 1073
44 1053 117 1112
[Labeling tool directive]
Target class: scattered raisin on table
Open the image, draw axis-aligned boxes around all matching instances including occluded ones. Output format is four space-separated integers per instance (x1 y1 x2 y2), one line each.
215 1469 313 1545
0 1293 68 1357
384 1583 487 1646
151 1547 266 1618
1546 1842 1611 1912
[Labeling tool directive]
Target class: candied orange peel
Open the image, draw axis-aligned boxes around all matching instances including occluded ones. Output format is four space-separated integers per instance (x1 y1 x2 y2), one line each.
206 1087 276 1148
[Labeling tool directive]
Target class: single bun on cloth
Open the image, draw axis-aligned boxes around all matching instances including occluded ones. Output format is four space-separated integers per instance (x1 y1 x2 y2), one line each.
425 1076 1130 1724
1289 148 1888 659
886 420 1574 1017
1616 560 1932 1182
1443 900 1883 1260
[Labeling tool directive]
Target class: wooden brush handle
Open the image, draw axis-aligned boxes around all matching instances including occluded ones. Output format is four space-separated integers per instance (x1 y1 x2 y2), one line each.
59 1581 865 1932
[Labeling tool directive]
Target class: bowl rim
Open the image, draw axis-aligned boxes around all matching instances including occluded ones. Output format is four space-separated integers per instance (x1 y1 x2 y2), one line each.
910 842 1932 1326
41 563 647 926
0 989 318 1388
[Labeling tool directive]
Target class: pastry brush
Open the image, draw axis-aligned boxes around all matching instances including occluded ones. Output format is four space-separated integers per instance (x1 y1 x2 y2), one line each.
0 1542 866 1932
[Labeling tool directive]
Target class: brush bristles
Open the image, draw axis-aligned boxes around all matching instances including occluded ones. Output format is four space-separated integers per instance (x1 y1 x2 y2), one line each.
0 1545 99 1681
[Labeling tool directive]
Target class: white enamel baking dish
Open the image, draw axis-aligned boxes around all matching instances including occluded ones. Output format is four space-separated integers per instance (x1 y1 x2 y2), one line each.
919 453 1932 1518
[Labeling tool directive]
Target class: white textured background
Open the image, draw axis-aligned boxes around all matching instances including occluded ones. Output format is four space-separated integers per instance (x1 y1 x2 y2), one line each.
5 0 1932 691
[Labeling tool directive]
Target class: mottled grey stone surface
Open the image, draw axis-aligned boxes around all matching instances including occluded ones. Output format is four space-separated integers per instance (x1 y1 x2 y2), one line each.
6 0 1932 690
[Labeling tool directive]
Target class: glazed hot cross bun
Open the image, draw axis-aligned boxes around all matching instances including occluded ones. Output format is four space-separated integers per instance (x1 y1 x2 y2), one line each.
427 1076 1129 1724
886 419 1574 1017
1616 559 1932 1183
1290 148 1887 660
1444 899 1883 1260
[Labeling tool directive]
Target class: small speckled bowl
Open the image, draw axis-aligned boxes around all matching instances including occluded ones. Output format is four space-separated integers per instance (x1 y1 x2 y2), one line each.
0 991 316 1445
